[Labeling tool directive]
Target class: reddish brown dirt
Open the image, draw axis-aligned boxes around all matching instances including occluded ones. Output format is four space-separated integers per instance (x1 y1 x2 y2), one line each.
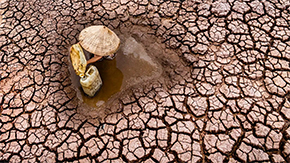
1 0 290 162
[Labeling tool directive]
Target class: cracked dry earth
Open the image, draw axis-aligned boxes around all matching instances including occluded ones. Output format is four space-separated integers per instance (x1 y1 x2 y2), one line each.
1 0 290 162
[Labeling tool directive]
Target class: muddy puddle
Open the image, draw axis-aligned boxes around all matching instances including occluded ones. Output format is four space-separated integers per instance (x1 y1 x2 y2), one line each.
69 34 162 109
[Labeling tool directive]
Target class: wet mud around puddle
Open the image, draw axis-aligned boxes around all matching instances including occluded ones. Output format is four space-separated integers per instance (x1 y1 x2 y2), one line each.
69 31 164 109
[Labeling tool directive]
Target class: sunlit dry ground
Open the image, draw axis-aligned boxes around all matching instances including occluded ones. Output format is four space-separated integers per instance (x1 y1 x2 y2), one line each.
1 0 290 162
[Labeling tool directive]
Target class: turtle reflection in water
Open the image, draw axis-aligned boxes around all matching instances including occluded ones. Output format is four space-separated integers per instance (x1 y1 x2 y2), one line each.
69 25 121 97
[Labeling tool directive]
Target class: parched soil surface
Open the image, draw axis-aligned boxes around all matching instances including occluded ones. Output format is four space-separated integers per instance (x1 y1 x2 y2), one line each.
1 0 290 162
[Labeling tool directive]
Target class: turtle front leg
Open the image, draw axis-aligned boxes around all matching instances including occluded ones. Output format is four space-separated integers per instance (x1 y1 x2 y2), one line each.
87 55 103 64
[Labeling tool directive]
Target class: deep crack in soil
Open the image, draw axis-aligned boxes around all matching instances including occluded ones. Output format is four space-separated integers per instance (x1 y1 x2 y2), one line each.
1 0 290 162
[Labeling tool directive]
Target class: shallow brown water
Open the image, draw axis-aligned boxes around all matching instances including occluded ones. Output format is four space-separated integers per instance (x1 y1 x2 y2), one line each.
69 35 161 108
81 58 124 107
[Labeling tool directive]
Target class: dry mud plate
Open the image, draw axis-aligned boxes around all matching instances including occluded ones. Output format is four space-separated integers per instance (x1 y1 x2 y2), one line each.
1 0 290 162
